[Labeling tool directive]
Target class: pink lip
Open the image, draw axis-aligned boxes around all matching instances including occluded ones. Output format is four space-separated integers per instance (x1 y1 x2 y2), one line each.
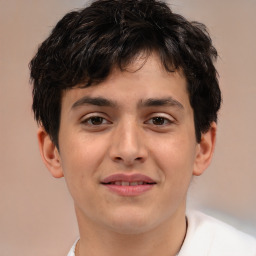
101 173 156 184
101 173 156 196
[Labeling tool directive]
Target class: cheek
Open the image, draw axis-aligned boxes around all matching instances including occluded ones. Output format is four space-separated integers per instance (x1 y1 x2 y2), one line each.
151 133 197 183
58 140 106 217
60 133 106 170
58 134 108 195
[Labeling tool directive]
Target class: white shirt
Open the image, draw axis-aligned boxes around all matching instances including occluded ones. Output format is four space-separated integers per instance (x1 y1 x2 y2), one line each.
179 211 256 256
67 211 256 256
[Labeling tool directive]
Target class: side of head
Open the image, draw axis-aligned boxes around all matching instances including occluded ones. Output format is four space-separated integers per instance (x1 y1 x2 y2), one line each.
30 0 221 147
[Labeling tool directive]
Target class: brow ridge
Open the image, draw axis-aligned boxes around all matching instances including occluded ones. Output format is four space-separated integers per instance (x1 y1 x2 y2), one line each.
139 97 184 109
71 96 184 110
72 96 117 109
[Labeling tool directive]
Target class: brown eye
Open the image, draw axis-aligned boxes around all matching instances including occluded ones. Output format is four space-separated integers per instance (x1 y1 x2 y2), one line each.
152 117 166 125
89 116 104 125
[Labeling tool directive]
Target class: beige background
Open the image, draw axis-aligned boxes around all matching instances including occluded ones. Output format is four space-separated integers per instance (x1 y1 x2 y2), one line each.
0 0 255 255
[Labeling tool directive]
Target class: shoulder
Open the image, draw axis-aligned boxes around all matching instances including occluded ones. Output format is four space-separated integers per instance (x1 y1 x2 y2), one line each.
179 211 256 256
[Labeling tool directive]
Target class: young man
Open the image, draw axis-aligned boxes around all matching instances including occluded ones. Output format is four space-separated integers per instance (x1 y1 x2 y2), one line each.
30 0 256 255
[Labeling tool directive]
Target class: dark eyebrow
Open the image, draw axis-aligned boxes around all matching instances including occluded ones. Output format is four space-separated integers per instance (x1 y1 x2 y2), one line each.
139 97 184 109
71 96 117 109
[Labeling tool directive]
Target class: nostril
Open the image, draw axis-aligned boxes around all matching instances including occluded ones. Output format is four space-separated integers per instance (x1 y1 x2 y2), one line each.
115 157 122 161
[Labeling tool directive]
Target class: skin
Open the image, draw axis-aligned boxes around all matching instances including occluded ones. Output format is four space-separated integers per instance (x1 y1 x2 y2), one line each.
38 54 216 256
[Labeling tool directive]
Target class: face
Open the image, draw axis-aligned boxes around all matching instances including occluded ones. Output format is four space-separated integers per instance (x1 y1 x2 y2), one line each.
39 54 215 235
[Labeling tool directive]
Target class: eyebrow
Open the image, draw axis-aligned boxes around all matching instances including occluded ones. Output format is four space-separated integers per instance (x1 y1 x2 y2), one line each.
71 96 117 109
71 96 184 110
139 97 184 109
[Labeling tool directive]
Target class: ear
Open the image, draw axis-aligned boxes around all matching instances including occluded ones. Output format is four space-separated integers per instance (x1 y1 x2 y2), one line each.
37 127 64 178
193 122 217 176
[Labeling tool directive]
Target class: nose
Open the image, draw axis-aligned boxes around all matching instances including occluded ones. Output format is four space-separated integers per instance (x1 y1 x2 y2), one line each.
109 120 148 166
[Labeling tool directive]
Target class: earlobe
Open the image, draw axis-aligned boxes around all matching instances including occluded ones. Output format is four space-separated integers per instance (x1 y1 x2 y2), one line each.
193 122 217 176
37 127 64 178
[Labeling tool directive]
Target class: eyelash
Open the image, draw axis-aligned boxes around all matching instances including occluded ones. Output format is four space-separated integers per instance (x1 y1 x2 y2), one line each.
145 116 173 126
81 115 111 126
80 114 175 128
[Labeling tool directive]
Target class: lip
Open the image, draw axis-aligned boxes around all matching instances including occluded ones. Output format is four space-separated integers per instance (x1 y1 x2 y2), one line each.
101 173 156 196
101 173 156 184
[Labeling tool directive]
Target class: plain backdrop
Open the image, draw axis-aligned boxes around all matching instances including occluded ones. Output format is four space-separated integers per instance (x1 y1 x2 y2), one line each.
0 0 255 255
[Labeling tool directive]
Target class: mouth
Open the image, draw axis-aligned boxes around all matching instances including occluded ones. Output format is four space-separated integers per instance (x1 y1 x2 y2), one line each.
102 181 155 186
101 174 156 196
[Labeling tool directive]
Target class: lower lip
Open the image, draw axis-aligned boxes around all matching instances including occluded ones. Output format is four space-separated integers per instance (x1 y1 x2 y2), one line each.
103 184 155 196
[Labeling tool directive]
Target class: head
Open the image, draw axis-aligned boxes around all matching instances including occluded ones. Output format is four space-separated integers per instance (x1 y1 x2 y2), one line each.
30 0 222 236
30 0 221 148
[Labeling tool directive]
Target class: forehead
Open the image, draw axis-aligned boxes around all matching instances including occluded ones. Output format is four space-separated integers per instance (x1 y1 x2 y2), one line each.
61 54 190 111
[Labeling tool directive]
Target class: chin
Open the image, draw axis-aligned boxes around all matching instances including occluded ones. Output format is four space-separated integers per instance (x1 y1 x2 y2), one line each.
105 209 159 235
109 222 154 235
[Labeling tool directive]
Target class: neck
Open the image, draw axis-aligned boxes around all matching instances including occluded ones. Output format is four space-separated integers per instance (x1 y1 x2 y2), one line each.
75 207 187 256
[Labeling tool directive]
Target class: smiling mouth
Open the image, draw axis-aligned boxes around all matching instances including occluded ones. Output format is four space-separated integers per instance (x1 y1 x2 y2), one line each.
101 174 156 196
102 181 155 186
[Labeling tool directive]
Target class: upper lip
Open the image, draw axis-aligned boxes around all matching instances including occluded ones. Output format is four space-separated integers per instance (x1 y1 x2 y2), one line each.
101 173 156 184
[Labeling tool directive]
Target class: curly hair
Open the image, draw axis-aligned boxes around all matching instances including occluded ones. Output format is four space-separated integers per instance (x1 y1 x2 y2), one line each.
30 0 221 147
